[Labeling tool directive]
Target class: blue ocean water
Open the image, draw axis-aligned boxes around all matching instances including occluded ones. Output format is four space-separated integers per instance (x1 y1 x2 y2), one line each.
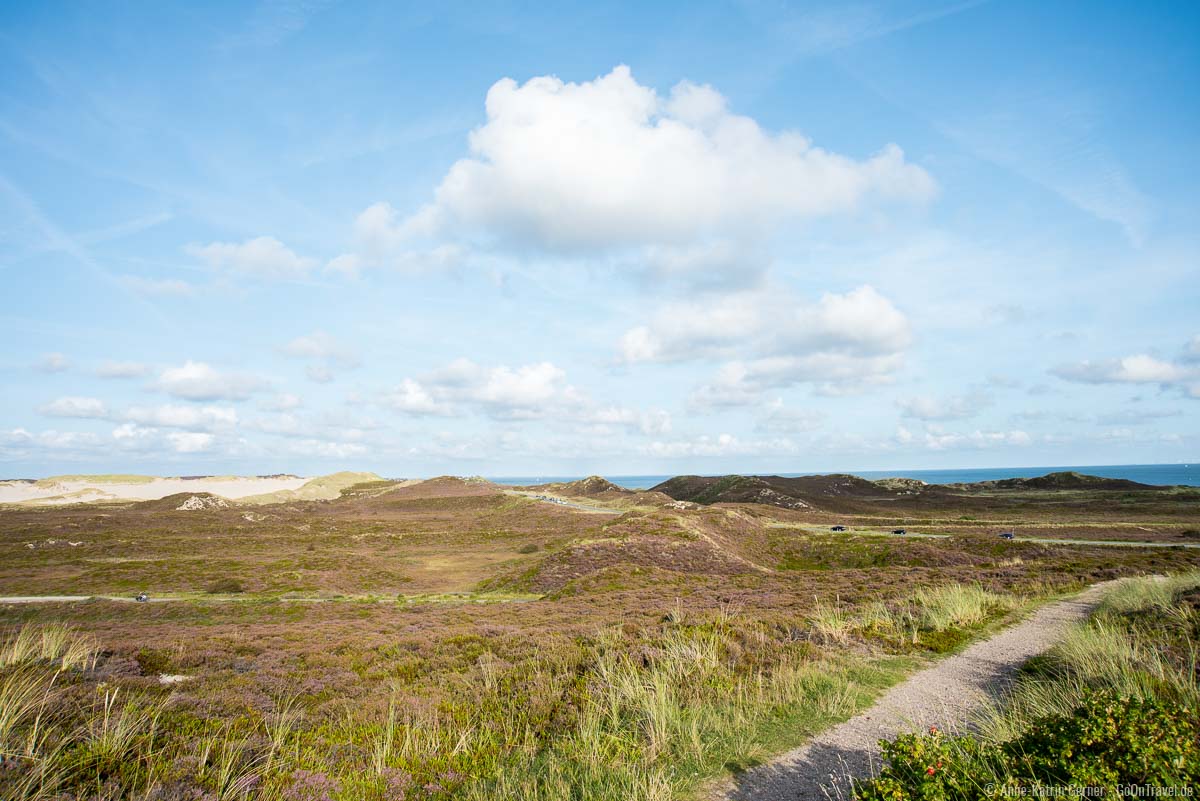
489 463 1200 489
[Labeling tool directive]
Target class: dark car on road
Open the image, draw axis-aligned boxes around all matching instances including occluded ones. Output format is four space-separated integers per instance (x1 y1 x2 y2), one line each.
892 529 906 535
831 525 847 532
999 531 1015 540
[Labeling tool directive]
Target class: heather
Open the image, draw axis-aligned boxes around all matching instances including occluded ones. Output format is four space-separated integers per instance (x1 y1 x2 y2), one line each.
1 477 1197 800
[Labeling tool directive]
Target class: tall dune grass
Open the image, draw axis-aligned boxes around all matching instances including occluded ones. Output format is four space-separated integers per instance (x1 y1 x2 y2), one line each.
977 571 1200 742
913 583 1012 631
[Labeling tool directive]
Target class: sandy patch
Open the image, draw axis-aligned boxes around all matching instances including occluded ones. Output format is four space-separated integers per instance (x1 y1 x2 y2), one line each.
0 476 310 505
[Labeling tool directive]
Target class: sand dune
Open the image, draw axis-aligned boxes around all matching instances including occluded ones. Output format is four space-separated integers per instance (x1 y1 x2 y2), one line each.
0 475 310 505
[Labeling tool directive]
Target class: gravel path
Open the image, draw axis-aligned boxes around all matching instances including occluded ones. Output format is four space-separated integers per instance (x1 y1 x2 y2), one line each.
713 581 1117 801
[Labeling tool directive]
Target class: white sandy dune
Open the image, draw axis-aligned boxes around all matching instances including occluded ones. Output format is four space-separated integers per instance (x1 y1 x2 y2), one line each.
0 475 310 506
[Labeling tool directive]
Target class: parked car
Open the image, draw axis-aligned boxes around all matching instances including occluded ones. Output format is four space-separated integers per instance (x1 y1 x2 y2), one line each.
1000 531 1015 540
134 593 149 602
831 525 847 532
892 528 906 535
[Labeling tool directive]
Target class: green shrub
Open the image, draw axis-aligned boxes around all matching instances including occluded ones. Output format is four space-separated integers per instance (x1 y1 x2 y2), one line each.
856 728 992 801
1008 691 1198 787
518 543 540 554
856 691 1200 800
205 577 245 593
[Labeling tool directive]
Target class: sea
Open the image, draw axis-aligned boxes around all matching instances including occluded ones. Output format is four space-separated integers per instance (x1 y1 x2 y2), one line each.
489 463 1200 490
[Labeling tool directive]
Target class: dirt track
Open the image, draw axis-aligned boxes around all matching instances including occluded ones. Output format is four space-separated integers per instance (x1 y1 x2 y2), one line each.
712 581 1117 801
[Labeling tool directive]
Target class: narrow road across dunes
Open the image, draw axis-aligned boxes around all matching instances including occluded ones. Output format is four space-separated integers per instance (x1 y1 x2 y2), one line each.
503 490 623 514
0 594 539 605
712 581 1118 801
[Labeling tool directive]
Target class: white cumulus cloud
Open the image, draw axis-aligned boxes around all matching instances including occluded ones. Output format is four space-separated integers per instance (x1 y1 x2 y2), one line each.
336 65 934 275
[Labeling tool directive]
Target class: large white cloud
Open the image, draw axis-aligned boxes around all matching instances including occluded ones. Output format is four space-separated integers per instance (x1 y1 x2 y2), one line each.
339 65 934 268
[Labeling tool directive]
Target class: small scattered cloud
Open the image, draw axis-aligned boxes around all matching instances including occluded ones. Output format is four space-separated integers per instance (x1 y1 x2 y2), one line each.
280 330 361 383
39 396 108 419
37 396 238 432
642 433 802 459
188 236 314 279
122 404 238 431
1094 408 1183 426
326 206 465 274
985 304 1029 324
152 361 268 401
119 276 195 296
1053 354 1184 384
165 431 215 453
755 399 825 433
1052 343 1200 399
1182 335 1200 364
260 393 303 412
619 285 911 405
897 390 992 421
282 439 368 459
987 374 1022 389
33 353 69 373
388 359 584 421
919 427 1032 451
381 358 665 434
95 361 151 379
1 427 103 451
221 0 332 49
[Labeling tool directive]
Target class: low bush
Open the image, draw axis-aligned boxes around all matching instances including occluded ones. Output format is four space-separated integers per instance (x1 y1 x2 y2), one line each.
856 691 1199 799
205 577 246 593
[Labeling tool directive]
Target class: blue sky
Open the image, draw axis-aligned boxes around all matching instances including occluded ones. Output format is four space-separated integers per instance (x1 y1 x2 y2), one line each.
2 0 1198 478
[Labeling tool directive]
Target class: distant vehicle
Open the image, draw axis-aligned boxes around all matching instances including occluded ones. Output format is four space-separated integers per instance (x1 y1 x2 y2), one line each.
134 593 149 602
831 525 847 532
1000 531 1015 540
892 529 906 535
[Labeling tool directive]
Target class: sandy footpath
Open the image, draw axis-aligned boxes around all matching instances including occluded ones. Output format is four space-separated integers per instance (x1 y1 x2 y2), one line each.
712 581 1117 801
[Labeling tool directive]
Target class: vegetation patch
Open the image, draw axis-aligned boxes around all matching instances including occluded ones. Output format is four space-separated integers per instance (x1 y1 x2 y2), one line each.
855 572 1200 799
